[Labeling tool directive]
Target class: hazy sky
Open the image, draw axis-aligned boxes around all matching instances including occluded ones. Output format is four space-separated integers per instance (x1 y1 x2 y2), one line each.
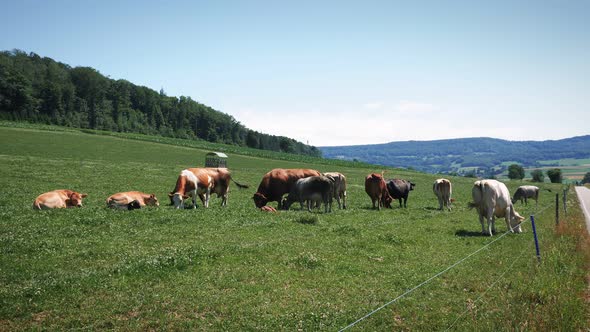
2 1 588 146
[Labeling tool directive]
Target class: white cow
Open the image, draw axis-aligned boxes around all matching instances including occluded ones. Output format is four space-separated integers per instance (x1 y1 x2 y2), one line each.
512 185 540 206
469 180 525 236
433 178 452 210
323 172 347 209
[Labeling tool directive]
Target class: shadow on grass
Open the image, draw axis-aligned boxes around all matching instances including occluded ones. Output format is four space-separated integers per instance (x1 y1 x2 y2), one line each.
455 229 485 237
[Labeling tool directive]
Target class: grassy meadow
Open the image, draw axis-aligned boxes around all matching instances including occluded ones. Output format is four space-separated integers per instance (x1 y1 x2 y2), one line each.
0 125 588 330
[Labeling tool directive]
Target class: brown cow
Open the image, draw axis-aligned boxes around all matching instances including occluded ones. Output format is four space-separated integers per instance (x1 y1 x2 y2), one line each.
253 168 321 209
168 168 213 209
196 168 249 207
33 189 88 209
365 173 392 210
107 191 159 210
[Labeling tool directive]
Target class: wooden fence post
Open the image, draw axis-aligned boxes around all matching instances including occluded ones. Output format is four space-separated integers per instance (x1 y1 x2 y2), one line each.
555 193 560 224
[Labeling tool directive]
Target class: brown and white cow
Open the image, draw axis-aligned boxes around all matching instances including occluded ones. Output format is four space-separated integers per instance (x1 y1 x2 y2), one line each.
433 178 452 210
512 185 539 206
253 168 321 209
107 191 159 210
196 168 249 207
282 176 334 213
33 190 88 209
168 168 213 209
323 172 347 209
469 179 525 236
365 173 392 210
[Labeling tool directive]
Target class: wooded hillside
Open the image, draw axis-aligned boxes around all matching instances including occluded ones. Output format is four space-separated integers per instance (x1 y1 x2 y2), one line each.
0 50 320 157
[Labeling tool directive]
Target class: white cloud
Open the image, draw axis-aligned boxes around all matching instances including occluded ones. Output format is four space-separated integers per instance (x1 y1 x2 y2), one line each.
363 101 384 110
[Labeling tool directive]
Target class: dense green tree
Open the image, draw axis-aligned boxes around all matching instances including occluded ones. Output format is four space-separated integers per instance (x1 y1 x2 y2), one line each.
531 169 545 182
507 164 525 180
546 168 563 183
0 50 321 157
581 172 590 184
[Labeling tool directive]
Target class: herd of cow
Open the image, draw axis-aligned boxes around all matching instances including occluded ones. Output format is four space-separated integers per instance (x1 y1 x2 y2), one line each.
32 167 541 236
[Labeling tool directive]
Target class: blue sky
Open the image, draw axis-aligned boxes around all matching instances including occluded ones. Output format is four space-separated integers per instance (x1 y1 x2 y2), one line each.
2 0 588 146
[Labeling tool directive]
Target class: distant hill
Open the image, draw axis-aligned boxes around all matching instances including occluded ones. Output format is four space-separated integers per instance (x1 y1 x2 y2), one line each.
320 136 590 176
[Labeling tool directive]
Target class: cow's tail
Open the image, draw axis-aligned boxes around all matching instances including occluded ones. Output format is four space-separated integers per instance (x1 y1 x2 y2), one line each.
468 181 484 209
230 176 249 189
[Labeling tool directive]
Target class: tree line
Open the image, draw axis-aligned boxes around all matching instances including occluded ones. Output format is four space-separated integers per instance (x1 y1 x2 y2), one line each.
0 50 321 157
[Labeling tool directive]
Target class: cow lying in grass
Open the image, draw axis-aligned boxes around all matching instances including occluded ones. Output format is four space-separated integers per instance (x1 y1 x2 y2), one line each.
33 190 88 209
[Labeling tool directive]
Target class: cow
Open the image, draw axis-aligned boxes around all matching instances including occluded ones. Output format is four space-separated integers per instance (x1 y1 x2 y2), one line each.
107 191 159 210
282 176 334 212
253 168 321 209
386 179 416 208
323 172 347 209
33 190 88 209
469 179 525 236
200 168 248 207
512 185 539 206
433 178 452 210
168 168 213 209
365 173 392 210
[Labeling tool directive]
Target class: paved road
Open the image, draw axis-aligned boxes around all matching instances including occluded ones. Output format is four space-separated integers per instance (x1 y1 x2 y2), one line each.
574 186 590 234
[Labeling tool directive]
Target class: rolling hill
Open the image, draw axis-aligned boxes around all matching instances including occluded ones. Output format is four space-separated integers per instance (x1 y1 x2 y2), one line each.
320 136 590 176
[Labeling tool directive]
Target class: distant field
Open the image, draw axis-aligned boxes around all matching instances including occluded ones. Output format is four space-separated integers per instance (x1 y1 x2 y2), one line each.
0 125 588 330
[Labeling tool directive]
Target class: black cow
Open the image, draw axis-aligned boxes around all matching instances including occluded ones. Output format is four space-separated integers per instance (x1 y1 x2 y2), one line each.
386 179 416 208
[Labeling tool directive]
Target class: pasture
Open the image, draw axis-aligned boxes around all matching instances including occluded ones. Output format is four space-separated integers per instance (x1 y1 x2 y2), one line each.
0 125 588 330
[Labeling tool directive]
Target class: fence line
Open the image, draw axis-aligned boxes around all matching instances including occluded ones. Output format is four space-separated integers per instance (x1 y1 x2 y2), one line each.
339 204 552 331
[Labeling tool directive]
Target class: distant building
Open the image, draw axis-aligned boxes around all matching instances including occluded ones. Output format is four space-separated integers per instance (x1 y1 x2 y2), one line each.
205 152 228 168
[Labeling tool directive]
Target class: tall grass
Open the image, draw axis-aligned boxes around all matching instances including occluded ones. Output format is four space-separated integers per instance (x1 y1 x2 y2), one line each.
0 124 587 330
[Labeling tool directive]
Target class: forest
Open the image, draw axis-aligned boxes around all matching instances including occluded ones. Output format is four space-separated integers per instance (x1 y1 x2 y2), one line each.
0 50 321 157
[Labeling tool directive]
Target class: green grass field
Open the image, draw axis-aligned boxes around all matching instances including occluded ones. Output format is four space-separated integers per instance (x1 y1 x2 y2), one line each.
0 125 588 330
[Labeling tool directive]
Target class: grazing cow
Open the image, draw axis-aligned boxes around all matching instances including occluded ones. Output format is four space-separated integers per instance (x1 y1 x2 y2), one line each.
323 172 347 209
282 176 334 212
433 178 453 210
469 179 525 236
253 168 321 209
512 185 539 206
33 190 88 209
107 191 159 210
386 179 416 208
365 173 392 210
196 168 249 207
168 168 213 209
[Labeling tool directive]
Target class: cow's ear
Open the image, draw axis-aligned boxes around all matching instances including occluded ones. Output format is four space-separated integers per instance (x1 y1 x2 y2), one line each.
81 194 88 198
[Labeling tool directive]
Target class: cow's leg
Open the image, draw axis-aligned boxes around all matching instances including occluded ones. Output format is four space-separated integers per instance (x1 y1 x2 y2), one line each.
478 212 486 235
335 194 341 209
486 209 494 236
343 191 347 209
204 188 210 208
437 196 443 210
524 197 528 206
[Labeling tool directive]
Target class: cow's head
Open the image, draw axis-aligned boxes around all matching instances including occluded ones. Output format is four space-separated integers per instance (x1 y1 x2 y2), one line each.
66 192 87 207
510 208 525 233
168 192 188 209
253 192 268 208
409 182 416 191
382 193 393 209
146 194 159 206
